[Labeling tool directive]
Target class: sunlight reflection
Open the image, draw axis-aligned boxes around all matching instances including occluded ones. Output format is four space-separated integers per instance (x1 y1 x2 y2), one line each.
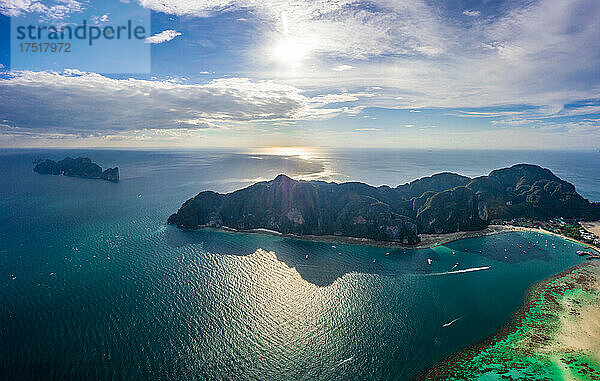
258 146 316 160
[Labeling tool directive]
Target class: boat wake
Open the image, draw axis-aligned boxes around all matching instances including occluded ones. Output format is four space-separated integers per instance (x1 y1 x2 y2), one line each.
424 266 491 276
333 356 355 369
442 314 467 328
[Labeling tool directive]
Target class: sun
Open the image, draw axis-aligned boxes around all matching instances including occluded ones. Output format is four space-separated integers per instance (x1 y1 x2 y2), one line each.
273 37 309 68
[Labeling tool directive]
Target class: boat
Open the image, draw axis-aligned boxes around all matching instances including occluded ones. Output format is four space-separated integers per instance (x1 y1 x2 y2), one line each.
427 258 433 265
305 254 309 260
385 252 390 256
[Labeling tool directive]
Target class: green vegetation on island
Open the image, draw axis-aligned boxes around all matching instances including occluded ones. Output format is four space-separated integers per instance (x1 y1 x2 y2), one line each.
34 157 119 182
168 164 600 244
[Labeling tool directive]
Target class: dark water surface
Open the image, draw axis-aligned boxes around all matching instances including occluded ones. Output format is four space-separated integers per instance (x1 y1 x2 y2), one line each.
1 149 598 380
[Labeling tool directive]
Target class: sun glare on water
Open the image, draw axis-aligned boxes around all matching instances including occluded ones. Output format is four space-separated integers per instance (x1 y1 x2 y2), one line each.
260 146 315 160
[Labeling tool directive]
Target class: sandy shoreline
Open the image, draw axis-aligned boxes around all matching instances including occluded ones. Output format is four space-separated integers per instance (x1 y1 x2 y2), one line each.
581 221 600 237
509 225 600 254
187 223 600 253
192 224 521 249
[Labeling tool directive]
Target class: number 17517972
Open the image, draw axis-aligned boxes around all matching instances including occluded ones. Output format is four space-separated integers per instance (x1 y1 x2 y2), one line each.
19 42 72 53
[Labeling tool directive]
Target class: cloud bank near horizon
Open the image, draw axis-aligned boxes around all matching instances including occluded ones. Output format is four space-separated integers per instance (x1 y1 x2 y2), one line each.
0 70 367 134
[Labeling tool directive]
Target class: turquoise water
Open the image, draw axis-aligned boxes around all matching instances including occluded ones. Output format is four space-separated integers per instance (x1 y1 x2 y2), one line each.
1 149 598 380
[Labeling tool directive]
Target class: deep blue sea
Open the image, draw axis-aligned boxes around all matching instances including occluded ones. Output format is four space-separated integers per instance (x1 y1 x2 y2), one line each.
1 148 599 380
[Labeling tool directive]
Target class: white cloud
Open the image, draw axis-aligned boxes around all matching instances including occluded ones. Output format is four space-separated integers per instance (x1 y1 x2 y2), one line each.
556 105 600 117
307 93 362 107
492 118 541 126
139 0 449 59
0 70 360 135
454 111 526 118
0 0 83 19
492 117 600 135
145 29 183 44
333 65 355 72
90 13 109 24
462 10 480 17
262 0 599 116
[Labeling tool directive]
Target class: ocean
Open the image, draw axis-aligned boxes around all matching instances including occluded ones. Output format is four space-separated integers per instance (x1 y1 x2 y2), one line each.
1 148 599 380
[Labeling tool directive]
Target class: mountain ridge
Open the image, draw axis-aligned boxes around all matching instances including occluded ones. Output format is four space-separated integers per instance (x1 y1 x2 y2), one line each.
168 164 600 244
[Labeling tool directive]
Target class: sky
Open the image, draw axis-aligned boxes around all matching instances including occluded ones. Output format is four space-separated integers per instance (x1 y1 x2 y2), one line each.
0 0 599 149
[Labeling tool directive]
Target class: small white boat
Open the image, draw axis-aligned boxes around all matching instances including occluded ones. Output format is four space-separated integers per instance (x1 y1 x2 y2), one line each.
427 258 433 265
305 254 309 260
372 259 376 263
385 252 390 256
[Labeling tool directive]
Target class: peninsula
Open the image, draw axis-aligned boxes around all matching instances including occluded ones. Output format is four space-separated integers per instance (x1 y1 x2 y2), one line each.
34 157 119 182
168 164 600 244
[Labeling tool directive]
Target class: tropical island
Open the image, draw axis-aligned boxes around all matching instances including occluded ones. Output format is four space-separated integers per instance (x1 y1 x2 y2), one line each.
34 157 119 182
168 164 600 245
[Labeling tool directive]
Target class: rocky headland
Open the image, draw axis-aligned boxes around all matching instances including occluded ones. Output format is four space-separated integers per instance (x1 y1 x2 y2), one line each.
34 157 119 182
